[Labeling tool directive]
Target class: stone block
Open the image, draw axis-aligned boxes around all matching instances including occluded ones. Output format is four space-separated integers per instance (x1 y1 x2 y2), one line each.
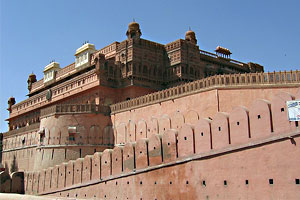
136 120 147 141
271 92 295 133
178 124 195 158
194 118 212 154
148 134 162 167
82 155 93 183
159 115 171 134
135 138 149 170
211 112 230 149
171 111 185 130
123 142 135 173
91 152 101 180
229 106 250 145
112 146 123 176
101 149 112 179
162 129 178 163
249 99 272 139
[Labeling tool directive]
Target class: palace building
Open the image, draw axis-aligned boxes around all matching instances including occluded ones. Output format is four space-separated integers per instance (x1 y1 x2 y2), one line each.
1 22 300 199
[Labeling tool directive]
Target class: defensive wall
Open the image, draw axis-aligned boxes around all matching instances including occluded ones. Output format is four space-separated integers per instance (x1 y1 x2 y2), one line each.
2 108 114 173
111 71 300 145
20 88 300 199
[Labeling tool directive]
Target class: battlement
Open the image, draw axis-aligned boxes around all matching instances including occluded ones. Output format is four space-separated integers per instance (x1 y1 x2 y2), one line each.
111 70 300 114
19 89 300 199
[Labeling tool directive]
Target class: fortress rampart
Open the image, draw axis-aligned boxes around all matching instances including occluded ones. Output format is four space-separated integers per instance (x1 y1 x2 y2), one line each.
17 88 300 199
111 71 300 145
2 21 300 199
111 70 300 114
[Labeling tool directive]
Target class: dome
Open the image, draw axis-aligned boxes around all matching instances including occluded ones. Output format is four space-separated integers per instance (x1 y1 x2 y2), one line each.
8 96 16 105
128 21 140 31
29 72 36 78
126 21 142 39
185 29 197 44
27 72 37 82
185 30 195 37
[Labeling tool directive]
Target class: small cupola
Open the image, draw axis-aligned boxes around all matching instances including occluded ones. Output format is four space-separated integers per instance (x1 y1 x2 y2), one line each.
7 96 16 113
74 41 96 70
27 72 37 92
185 28 197 45
215 46 232 58
126 20 142 39
43 61 60 83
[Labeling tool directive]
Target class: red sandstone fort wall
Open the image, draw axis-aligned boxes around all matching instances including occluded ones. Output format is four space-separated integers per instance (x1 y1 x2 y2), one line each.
22 89 300 199
112 87 299 145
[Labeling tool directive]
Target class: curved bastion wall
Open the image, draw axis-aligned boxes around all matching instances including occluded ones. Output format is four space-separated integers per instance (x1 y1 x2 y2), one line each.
32 113 114 171
1 113 114 172
22 89 300 200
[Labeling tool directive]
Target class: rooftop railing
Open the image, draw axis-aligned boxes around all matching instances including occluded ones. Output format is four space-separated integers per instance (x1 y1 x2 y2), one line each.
3 123 40 137
40 104 111 118
110 70 300 114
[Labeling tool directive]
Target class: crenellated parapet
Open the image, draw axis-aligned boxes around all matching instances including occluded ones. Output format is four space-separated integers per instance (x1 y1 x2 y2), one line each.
111 70 300 114
20 90 300 199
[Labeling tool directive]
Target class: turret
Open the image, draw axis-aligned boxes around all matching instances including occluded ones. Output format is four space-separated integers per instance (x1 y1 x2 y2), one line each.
7 96 16 113
185 29 197 45
27 72 37 92
126 21 142 39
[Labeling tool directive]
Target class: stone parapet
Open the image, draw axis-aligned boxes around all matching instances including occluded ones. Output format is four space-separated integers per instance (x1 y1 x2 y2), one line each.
40 104 111 118
110 70 300 114
18 89 300 199
2 123 40 137
10 69 98 119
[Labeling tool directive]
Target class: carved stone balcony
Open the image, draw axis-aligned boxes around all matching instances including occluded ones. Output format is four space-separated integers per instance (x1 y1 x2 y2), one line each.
40 104 111 118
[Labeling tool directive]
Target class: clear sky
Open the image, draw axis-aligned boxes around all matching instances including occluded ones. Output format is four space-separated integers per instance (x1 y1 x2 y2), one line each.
0 0 299 132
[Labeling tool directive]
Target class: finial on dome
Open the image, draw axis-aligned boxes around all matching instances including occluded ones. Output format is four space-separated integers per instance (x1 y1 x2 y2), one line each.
185 28 197 45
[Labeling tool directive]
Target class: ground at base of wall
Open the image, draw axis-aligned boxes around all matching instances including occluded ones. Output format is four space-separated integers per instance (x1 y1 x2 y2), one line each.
0 193 87 200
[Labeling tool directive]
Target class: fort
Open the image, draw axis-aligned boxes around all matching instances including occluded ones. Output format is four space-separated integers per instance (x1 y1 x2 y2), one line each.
0 22 300 199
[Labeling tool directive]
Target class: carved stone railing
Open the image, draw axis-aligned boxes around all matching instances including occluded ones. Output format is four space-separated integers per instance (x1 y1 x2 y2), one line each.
110 71 300 114
10 69 98 117
55 63 76 81
199 49 245 66
30 79 44 92
30 63 76 94
3 123 40 137
40 104 111 118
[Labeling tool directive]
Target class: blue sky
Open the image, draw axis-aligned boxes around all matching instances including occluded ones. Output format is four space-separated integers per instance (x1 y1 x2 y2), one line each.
0 0 299 132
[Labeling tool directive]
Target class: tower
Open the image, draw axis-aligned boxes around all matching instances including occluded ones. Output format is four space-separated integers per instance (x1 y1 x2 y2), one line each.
27 72 37 92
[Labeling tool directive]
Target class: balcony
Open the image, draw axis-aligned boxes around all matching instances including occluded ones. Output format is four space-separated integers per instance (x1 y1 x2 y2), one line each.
40 104 111 118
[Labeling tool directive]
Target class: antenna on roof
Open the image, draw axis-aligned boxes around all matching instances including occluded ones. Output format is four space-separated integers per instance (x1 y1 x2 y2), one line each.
189 26 191 31
133 18 135 22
